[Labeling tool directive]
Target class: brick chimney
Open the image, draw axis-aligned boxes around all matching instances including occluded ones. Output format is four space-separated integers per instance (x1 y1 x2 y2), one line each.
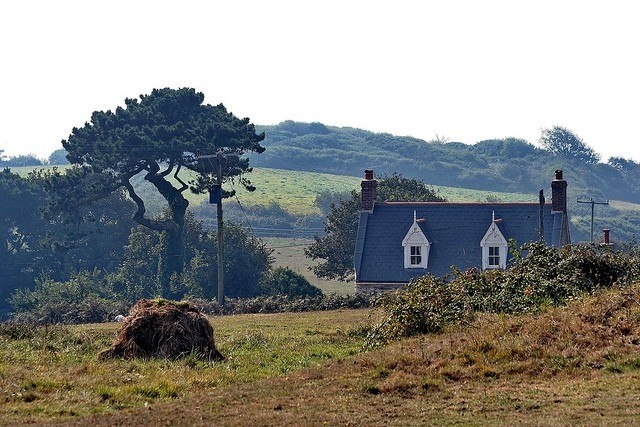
551 170 567 213
361 169 377 211
603 228 611 245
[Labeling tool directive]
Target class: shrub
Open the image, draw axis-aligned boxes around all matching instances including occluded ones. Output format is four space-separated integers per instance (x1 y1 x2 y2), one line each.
9 270 128 324
364 275 473 348
365 241 640 348
259 267 323 298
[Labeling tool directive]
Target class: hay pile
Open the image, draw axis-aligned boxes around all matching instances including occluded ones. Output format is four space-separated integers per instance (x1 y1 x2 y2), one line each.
99 299 224 361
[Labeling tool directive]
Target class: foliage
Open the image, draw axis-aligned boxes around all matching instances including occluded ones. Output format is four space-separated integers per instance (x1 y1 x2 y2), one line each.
305 174 446 281
538 125 600 165
0 168 46 311
57 87 265 295
305 190 361 281
365 241 640 348
377 173 447 203
188 292 371 315
0 154 43 167
9 270 127 324
47 149 70 165
258 266 323 297
364 275 473 348
108 213 273 301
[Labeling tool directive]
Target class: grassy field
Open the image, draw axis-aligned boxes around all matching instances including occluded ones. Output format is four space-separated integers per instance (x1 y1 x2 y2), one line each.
264 237 354 296
3 284 640 426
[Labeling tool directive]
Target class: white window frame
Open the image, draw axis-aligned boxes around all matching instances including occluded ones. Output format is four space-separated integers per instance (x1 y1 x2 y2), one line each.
480 212 508 270
402 211 430 269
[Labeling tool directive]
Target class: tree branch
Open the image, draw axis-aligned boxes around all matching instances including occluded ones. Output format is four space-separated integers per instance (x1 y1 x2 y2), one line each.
174 164 188 193
123 179 175 231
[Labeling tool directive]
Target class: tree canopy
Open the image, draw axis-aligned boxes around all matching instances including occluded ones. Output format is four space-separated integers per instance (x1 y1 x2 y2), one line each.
538 125 600 165
57 87 265 297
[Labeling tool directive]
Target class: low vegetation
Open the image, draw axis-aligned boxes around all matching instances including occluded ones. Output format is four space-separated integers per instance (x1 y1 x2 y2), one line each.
3 283 640 425
366 241 640 348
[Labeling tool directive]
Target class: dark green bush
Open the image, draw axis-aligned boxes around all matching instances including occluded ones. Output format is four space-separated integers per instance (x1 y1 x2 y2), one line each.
259 267 323 298
364 275 473 348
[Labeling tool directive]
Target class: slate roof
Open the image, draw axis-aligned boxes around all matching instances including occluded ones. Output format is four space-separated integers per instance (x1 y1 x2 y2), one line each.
354 201 566 285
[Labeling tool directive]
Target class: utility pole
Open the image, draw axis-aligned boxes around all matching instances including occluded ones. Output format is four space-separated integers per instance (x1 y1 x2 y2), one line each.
215 151 225 306
197 150 226 306
577 198 609 243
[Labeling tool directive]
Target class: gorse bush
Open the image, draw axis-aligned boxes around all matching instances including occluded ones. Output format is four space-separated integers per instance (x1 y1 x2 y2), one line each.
365 242 640 348
364 275 473 349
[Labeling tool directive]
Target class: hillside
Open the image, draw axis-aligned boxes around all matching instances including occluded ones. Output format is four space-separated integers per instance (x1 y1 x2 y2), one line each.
248 121 640 242
10 120 640 242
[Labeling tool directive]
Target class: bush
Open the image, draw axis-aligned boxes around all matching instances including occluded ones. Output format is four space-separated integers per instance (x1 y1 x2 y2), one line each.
259 267 323 297
364 275 473 349
9 270 128 324
365 242 640 348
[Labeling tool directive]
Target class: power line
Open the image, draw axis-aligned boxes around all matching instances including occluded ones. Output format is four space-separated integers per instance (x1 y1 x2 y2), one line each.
577 198 609 242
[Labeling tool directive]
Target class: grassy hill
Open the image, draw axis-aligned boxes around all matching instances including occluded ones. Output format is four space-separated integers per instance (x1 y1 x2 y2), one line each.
10 163 640 243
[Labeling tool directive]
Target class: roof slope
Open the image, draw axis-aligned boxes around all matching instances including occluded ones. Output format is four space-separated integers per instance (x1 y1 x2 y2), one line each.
355 202 560 284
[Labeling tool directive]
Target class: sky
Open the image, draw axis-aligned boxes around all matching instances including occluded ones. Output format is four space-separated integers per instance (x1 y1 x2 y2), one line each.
2 1 639 163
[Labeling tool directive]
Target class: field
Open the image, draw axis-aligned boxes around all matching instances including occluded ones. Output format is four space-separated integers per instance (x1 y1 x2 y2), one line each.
3 284 640 426
264 237 353 295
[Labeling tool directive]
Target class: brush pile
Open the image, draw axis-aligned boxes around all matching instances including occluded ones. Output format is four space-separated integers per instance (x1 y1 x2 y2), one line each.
99 299 224 361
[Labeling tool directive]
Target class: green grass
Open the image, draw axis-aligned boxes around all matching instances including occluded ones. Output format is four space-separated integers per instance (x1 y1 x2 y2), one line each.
9 165 539 216
4 285 640 425
0 310 372 423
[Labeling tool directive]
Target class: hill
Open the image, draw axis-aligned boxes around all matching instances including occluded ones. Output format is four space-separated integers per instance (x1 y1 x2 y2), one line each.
253 121 640 203
248 121 640 242
10 120 640 242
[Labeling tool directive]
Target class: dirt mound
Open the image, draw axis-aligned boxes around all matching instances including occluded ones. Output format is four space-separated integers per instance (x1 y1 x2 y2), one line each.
99 299 224 361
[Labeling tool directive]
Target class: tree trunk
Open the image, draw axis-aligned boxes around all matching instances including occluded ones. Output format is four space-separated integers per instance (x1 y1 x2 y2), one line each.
157 203 187 299
142 164 190 299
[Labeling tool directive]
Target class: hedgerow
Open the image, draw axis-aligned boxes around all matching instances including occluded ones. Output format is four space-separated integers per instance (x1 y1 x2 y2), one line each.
365 241 640 348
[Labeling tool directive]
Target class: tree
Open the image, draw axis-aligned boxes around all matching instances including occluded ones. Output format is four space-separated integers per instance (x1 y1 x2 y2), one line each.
109 214 272 301
0 154 43 167
305 175 446 281
0 169 46 315
58 88 265 298
47 149 70 165
538 126 600 165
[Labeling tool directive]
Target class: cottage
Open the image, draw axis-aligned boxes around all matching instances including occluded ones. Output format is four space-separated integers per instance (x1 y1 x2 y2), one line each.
354 170 571 293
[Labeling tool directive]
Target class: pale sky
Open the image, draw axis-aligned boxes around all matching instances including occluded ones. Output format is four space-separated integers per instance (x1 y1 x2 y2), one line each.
2 1 639 163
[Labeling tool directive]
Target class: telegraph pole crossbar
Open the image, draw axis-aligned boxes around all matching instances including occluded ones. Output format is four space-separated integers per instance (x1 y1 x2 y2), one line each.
577 198 609 243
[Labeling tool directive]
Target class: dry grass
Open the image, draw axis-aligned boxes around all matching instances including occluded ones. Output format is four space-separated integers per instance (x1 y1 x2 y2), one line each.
5 285 640 426
98 299 223 361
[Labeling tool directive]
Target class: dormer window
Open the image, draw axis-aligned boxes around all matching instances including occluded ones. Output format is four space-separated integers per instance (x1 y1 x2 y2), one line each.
402 211 430 269
480 211 508 269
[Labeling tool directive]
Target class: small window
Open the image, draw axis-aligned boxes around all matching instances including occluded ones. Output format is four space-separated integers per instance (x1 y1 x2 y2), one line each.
402 210 430 269
488 246 500 267
410 246 422 265
480 212 508 270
